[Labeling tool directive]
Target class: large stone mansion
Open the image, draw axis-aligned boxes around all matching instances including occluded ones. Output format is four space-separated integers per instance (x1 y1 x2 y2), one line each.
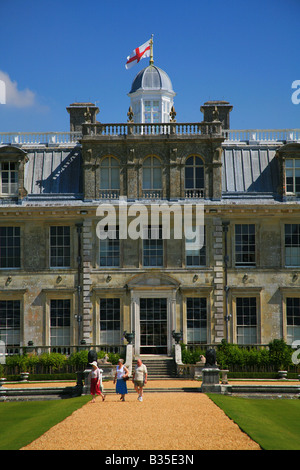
0 63 299 356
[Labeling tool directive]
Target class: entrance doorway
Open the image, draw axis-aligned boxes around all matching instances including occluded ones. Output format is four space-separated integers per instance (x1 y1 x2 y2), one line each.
140 298 167 354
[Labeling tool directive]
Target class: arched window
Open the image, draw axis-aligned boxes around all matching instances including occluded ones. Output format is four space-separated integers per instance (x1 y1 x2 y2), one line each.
184 156 204 198
100 156 120 198
142 156 162 198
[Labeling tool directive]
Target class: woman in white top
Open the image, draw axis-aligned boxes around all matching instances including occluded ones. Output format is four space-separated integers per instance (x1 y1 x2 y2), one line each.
113 358 129 401
89 361 105 403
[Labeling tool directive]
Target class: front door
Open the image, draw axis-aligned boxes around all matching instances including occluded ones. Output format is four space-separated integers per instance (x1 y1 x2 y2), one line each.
140 298 167 354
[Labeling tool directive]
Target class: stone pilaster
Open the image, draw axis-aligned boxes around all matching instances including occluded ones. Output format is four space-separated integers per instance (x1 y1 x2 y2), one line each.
212 217 224 343
82 219 93 344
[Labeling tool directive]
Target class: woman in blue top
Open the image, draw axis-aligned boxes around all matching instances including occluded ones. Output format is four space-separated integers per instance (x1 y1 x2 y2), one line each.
113 358 129 401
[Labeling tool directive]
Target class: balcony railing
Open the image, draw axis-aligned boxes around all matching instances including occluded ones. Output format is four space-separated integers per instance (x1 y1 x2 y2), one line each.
185 189 205 198
0 131 81 146
99 189 120 199
82 121 223 137
142 190 162 199
223 129 300 143
1 128 300 145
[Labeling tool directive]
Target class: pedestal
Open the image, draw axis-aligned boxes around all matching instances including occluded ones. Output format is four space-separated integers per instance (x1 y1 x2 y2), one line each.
201 368 221 393
82 368 91 395
125 344 134 376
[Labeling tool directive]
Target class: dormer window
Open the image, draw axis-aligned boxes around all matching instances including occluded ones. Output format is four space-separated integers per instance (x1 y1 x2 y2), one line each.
0 146 28 200
276 143 300 198
285 159 300 194
0 162 18 195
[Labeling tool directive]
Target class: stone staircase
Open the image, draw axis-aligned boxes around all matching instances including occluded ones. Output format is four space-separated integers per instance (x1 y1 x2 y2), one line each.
139 356 177 379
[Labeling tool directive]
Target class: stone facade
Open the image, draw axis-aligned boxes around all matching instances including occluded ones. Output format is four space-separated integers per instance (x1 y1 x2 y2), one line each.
0 98 300 356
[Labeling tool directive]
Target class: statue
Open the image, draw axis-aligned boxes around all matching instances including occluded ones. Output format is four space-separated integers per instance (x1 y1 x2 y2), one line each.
98 353 111 364
205 348 217 368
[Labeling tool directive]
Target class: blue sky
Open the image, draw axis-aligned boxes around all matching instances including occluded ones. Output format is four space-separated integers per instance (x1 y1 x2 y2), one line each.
0 0 299 131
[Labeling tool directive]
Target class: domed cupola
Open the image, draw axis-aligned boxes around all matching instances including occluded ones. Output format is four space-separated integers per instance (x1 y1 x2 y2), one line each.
128 64 176 123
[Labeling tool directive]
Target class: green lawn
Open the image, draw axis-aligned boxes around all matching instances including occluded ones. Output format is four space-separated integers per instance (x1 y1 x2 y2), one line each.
0 396 91 450
208 394 300 450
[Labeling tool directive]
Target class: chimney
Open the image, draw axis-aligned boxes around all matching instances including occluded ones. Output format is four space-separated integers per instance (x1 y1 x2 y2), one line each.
200 101 233 129
66 102 99 133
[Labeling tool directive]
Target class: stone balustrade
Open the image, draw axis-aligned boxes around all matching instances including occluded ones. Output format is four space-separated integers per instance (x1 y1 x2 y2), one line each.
1 127 300 145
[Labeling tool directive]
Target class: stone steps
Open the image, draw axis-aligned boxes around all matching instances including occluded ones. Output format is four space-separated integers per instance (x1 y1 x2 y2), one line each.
139 357 177 379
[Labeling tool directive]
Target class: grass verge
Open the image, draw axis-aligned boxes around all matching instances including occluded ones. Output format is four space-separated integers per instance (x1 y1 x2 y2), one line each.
0 396 91 450
208 394 300 450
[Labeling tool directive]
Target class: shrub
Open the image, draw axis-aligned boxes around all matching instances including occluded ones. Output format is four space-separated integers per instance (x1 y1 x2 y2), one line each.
268 339 293 370
38 352 68 372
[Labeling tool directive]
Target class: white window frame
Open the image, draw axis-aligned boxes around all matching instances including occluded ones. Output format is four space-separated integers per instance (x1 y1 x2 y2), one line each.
0 162 18 195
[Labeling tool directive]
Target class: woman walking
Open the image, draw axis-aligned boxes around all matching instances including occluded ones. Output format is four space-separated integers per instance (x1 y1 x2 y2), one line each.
114 358 129 402
89 361 105 403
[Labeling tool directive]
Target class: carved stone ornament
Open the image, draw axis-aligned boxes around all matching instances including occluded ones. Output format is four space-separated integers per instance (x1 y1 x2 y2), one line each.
127 106 134 123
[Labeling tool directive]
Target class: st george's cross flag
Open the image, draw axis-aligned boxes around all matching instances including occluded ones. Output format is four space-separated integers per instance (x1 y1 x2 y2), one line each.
125 39 151 69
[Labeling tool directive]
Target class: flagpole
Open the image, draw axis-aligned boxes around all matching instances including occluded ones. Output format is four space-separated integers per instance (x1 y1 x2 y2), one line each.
150 34 154 65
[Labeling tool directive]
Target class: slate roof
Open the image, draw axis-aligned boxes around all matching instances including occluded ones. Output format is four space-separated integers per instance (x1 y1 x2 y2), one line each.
222 146 279 198
19 142 283 202
24 146 82 199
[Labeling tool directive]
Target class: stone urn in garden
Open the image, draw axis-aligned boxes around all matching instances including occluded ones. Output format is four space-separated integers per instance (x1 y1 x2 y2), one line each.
277 370 288 379
20 372 29 382
0 377 7 388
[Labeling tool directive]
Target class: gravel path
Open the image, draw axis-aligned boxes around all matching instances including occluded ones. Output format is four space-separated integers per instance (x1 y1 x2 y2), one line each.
21 385 261 451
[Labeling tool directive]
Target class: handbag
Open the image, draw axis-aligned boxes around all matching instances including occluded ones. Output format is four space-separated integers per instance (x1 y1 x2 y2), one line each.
123 375 129 381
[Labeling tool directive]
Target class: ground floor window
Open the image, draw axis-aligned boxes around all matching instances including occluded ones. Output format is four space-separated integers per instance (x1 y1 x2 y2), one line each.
50 299 71 346
286 297 300 344
140 298 167 354
186 297 207 343
0 300 20 346
100 298 121 344
236 297 257 344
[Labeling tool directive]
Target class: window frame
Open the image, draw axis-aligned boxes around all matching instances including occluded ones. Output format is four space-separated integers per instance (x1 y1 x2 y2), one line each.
185 225 206 267
285 158 300 194
99 156 120 198
284 223 300 267
184 155 205 198
0 226 21 269
49 225 71 269
50 298 71 347
142 156 162 197
234 223 256 267
0 298 21 348
231 289 262 345
0 162 18 196
186 296 207 344
99 297 121 345
99 226 120 268
143 225 164 267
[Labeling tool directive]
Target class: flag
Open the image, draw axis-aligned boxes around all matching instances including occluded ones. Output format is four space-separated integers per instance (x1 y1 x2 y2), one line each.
125 39 151 69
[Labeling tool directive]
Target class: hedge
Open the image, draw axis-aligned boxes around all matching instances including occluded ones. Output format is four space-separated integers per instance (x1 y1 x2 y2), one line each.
181 339 298 372
0 350 124 377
